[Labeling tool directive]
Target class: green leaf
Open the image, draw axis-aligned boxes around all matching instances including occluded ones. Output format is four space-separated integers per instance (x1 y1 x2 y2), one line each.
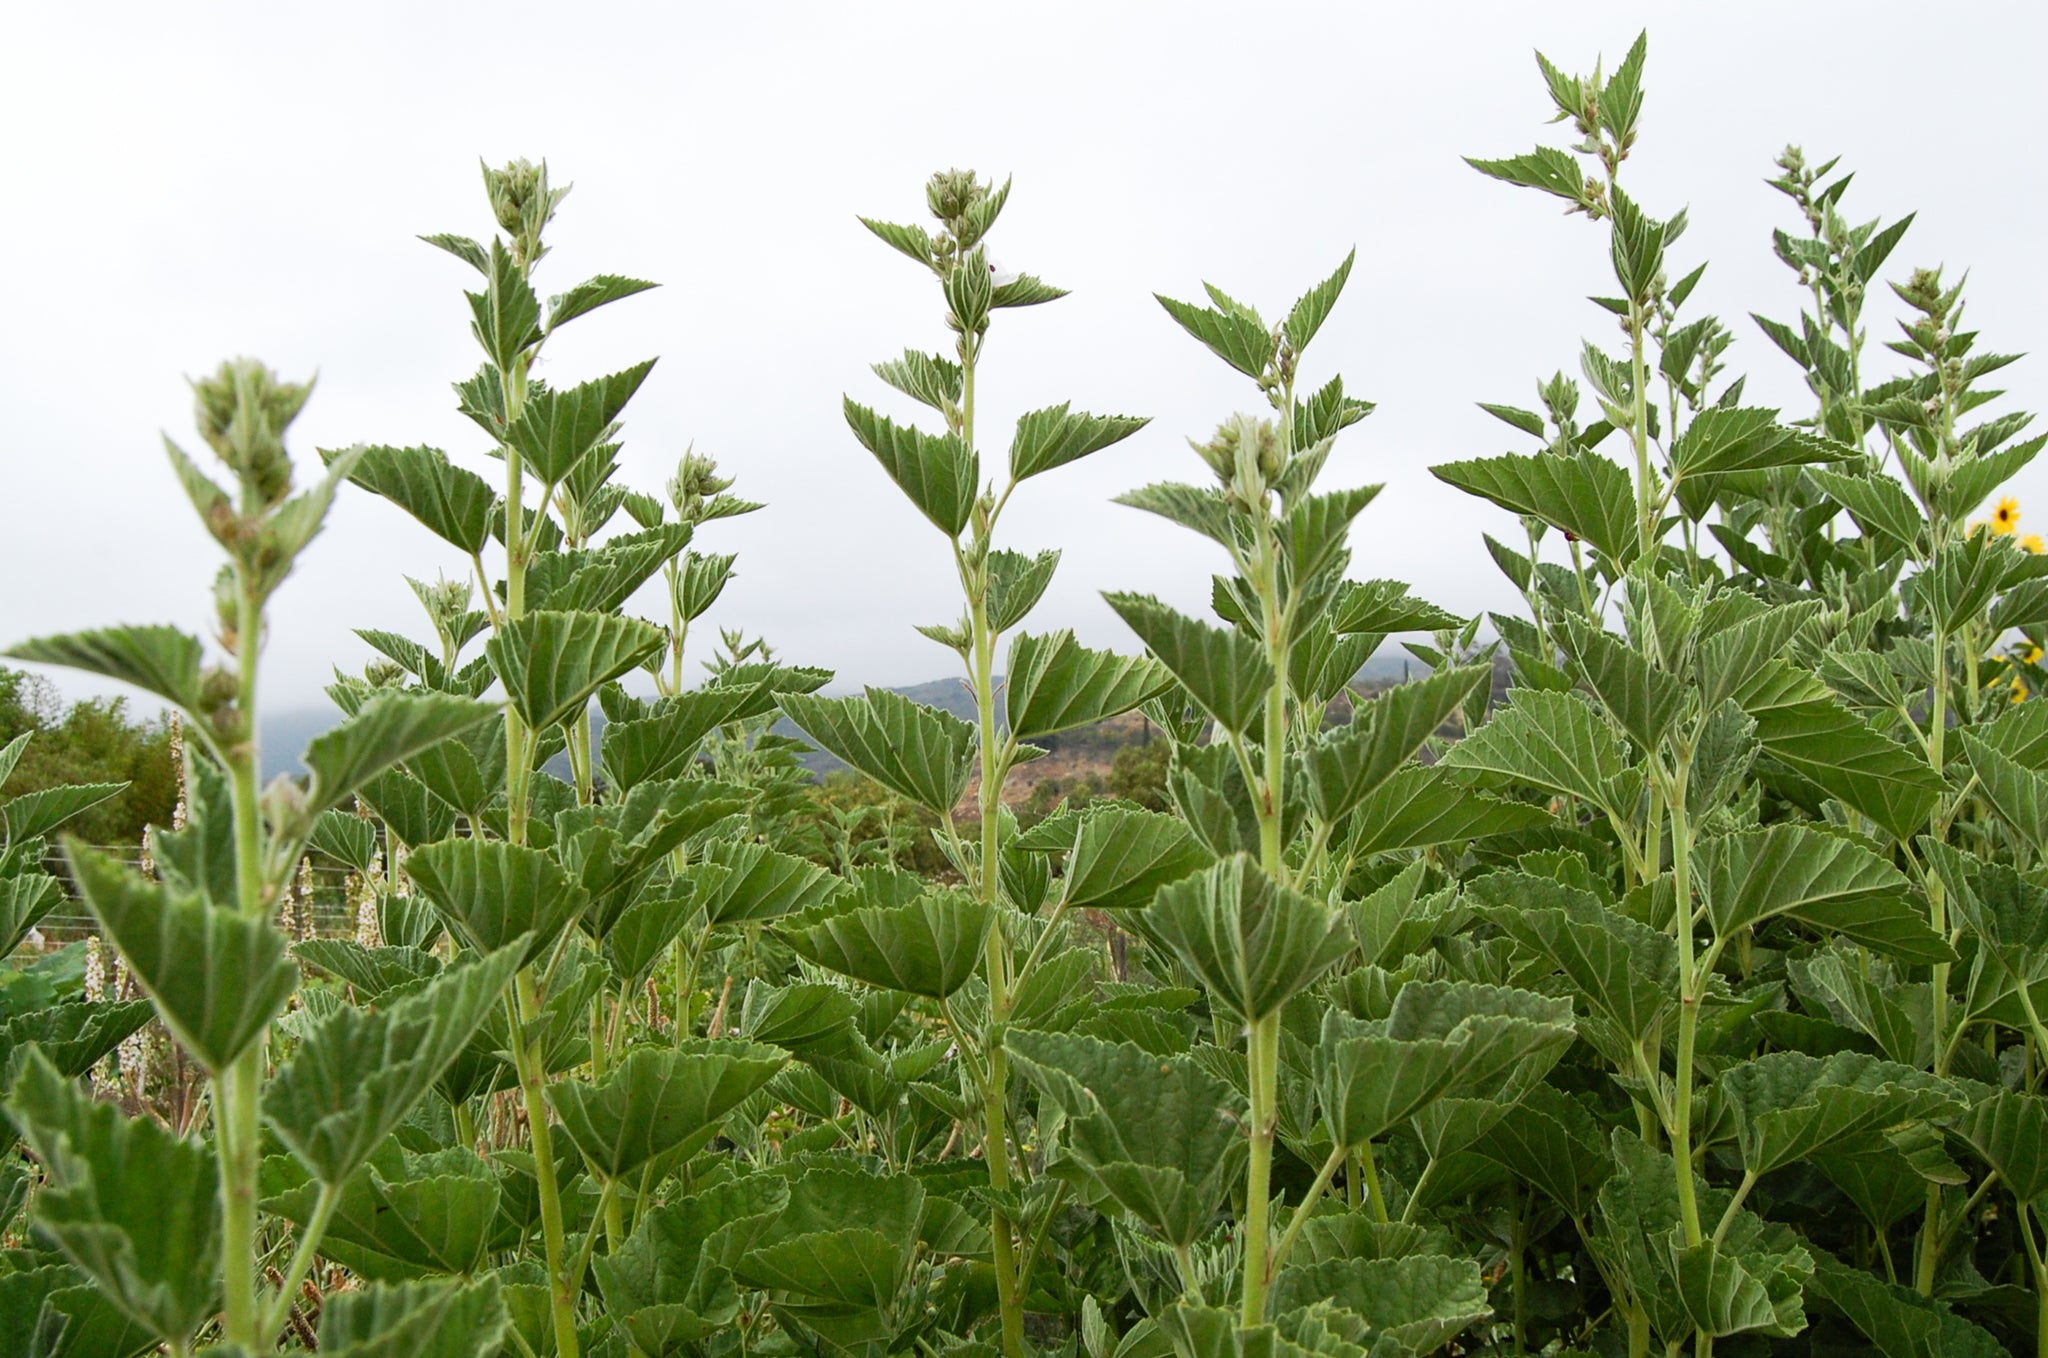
1155 293 1272 379
267 1153 501 1280
5 626 204 714
1303 664 1486 823
0 783 124 847
1699 825 1948 960
1472 874 1674 1059
1328 579 1464 636
602 892 705 986
1954 1090 2048 1202
0 874 63 958
1282 249 1355 353
1962 730 2048 856
1342 767 1553 857
402 838 585 968
1270 1255 1492 1354
1670 407 1851 479
7 1050 219 1347
1752 696 1941 843
546 275 657 332
1668 1235 1812 1341
986 548 1060 633
784 889 991 999
1103 593 1271 736
300 692 497 824
1280 485 1384 582
292 941 442 998
1046 804 1214 911
466 240 542 370
1719 1051 1964 1177
1473 1085 1613 1219
1466 145 1587 207
308 808 380 873
548 1041 787 1180
992 273 1067 308
506 361 656 486
858 217 933 268
598 685 756 793
1808 467 1926 550
1143 855 1349 1021
843 400 978 537
777 687 977 815
1431 451 1637 562
524 524 693 616
733 1168 922 1310
1008 404 1150 483
1441 688 1634 817
327 445 496 556
696 839 838 927
1113 482 1238 551
1006 1030 1242 1247
486 611 666 731
264 946 522 1185
318 1277 510 1358
1558 618 1685 751
1006 632 1171 741
0 1001 153 1085
1804 1254 2006 1358
64 842 296 1072
358 769 456 850
593 1176 788 1354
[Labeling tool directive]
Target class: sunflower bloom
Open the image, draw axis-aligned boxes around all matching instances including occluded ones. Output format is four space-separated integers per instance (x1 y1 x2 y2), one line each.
1994 497 2021 534
2025 644 2045 666
2015 676 2030 703
2024 534 2045 554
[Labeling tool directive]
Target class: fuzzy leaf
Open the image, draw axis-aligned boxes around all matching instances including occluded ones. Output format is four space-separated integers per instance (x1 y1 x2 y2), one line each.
507 361 656 485
843 400 978 537
1006 631 1172 741
1104 593 1271 736
1143 855 1349 1021
1303 664 1486 823
486 611 666 731
1008 404 1150 483
64 843 295 1072
329 445 496 556
784 889 991 999
403 839 585 968
548 1042 788 1179
5 626 204 714
1432 451 1637 562
777 687 977 815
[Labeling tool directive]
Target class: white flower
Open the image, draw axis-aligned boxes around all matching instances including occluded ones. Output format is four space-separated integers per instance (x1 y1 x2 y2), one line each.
987 257 1020 289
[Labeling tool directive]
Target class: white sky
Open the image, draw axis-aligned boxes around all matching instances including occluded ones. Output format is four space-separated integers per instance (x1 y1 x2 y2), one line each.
5 2 2046 712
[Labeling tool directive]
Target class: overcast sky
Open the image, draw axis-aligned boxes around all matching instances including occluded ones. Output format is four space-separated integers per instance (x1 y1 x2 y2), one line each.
6 3 2046 715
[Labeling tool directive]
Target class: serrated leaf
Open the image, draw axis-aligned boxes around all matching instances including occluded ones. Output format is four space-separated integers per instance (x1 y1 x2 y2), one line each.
777 687 977 815
548 1042 787 1180
1270 1254 1492 1353
1103 593 1271 735
1282 250 1354 352
1006 1030 1241 1247
1143 855 1349 1021
695 840 836 927
1005 631 1171 741
1432 451 1637 562
1330 579 1464 635
785 889 990 999
546 274 657 332
403 839 585 968
1303 665 1486 823
264 946 522 1185
0 783 124 847
1155 294 1272 379
300 692 497 824
506 361 656 486
5 626 204 714
64 842 295 1072
465 241 541 371
843 399 978 537
1008 404 1150 483
1670 407 1851 478
7 1050 219 1347
486 611 666 731
1442 688 1633 817
1051 804 1215 911
327 445 496 556
1719 1051 1964 1177
318 1277 510 1358
1343 766 1553 856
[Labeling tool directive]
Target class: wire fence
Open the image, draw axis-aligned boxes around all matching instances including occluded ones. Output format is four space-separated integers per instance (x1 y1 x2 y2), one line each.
29 848 368 950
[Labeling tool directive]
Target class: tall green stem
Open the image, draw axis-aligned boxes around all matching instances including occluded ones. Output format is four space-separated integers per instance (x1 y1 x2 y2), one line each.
218 578 267 1348
1667 759 1703 1251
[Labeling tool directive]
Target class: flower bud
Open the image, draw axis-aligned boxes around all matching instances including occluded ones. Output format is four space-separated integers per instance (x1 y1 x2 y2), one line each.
667 447 735 524
191 358 311 510
926 169 986 226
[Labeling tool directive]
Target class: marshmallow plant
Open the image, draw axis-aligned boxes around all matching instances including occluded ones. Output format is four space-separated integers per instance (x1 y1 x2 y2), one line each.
9 32 2048 1358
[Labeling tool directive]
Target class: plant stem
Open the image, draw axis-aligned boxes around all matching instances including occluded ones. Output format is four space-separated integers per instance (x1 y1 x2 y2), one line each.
1667 758 1704 1249
1242 1010 1281 1324
1270 1143 1347 1277
513 971 579 1358
258 1179 340 1343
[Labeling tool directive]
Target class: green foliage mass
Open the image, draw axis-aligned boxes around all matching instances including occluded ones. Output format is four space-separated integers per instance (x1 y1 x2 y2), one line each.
12 33 2048 1358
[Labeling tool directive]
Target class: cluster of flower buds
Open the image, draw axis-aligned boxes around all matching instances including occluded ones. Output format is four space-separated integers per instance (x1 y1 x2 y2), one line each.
667 447 735 527
1193 414 1287 513
484 158 567 269
191 358 312 513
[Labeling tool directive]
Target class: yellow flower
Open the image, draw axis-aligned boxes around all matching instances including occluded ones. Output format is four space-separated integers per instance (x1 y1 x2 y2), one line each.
1993 497 2021 534
2024 534 2045 554
2025 644 2044 666
2014 676 2030 703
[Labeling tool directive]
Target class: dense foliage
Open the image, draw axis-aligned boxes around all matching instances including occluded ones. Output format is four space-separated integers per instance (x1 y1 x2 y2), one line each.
7 29 2048 1358
0 667 176 848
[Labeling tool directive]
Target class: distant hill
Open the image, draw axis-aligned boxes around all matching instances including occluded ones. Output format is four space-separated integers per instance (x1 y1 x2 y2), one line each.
261 643 1441 781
